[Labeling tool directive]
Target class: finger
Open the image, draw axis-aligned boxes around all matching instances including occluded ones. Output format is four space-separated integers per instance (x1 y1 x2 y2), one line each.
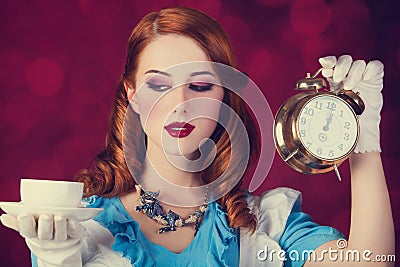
26 236 81 250
321 68 333 78
54 216 67 241
17 213 37 238
37 214 53 240
319 56 337 68
319 56 336 78
333 55 352 83
0 214 19 232
67 219 84 239
361 78 383 87
363 60 384 81
344 60 366 90
325 77 342 92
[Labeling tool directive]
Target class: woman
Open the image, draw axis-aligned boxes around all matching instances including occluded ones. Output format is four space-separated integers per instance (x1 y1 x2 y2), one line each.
1 6 394 267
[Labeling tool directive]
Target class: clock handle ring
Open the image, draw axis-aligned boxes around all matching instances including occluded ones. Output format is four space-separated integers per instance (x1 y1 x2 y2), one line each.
295 68 327 91
311 68 324 78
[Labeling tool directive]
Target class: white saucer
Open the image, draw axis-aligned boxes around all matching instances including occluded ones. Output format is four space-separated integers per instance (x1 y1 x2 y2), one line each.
0 202 103 222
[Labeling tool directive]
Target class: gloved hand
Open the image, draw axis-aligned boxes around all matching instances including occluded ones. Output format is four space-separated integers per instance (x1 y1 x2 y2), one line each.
319 55 384 153
1 213 84 267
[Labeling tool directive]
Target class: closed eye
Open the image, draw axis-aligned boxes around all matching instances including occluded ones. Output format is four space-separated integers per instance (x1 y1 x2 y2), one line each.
146 82 172 92
188 83 213 92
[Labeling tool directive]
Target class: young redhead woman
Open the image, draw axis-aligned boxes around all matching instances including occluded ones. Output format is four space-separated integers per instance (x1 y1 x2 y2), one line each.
1 6 394 267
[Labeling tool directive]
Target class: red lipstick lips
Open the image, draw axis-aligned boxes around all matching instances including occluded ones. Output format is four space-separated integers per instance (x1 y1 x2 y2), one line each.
164 122 195 138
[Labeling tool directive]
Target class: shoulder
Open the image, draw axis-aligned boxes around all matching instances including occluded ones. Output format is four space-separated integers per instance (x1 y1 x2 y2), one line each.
247 187 301 209
247 187 302 241
84 195 124 231
84 195 109 208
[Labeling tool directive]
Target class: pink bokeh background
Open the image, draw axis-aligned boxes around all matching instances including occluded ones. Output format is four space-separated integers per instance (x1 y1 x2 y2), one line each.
1 0 399 265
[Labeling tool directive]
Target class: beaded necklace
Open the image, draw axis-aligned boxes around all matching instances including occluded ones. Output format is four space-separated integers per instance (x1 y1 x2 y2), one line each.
135 185 207 236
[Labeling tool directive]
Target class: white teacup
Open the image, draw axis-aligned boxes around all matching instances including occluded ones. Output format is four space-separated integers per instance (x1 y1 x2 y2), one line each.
20 179 84 208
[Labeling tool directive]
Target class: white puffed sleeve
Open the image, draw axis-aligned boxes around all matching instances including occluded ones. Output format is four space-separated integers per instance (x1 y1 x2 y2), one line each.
239 187 301 267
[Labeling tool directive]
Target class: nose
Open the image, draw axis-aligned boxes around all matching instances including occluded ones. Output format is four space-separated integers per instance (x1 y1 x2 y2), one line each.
171 85 188 115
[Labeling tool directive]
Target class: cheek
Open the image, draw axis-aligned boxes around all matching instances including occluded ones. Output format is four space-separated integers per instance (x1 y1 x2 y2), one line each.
137 93 170 131
189 99 222 140
189 95 223 122
197 118 219 137
207 98 223 120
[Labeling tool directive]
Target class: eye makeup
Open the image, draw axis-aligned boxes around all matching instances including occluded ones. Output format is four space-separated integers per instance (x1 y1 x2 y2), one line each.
145 74 173 92
143 69 217 93
146 81 172 92
188 71 217 92
188 82 213 92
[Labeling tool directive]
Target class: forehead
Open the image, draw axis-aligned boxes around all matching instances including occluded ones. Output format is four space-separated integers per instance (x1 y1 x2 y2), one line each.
137 35 210 75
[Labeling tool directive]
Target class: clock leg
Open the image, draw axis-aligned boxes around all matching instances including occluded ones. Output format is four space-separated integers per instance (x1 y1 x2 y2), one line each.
284 149 298 162
333 164 342 181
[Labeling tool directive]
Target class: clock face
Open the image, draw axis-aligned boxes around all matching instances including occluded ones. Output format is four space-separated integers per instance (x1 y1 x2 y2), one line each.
297 94 358 160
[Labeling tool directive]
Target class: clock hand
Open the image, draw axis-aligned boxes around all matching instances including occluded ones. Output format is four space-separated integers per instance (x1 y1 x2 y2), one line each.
323 111 333 131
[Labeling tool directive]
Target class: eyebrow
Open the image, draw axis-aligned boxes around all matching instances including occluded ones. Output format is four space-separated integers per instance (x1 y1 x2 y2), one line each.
190 71 215 77
144 70 171 76
144 70 215 77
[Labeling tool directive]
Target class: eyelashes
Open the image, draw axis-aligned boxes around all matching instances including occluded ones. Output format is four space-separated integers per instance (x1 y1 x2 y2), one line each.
188 83 213 92
146 82 213 92
146 82 172 91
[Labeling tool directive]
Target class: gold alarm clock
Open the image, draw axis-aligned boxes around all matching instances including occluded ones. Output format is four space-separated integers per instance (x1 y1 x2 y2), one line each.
273 69 365 181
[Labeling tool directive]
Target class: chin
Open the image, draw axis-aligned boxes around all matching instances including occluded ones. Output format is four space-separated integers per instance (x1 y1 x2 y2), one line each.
162 145 199 158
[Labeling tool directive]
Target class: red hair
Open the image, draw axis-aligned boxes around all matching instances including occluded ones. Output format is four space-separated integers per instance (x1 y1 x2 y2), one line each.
75 6 260 233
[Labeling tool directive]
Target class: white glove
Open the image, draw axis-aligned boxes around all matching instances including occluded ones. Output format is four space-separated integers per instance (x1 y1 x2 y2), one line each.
319 55 384 153
1 213 84 267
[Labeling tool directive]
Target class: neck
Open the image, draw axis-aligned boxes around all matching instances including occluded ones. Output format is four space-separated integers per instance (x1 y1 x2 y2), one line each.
138 139 206 207
142 140 203 187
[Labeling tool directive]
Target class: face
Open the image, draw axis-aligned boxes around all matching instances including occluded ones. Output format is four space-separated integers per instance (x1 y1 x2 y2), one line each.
129 35 224 158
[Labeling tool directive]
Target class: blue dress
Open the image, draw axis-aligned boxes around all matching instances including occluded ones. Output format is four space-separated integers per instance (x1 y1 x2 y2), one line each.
31 189 345 267
86 196 239 267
